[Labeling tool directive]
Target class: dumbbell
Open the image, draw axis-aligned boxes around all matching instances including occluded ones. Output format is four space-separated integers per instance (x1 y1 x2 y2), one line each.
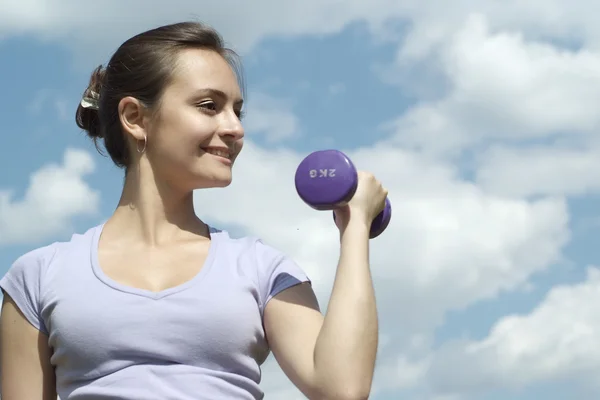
294 149 392 239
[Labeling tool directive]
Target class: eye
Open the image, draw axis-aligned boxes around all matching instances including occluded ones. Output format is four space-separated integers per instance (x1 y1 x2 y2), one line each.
236 109 246 120
198 100 217 112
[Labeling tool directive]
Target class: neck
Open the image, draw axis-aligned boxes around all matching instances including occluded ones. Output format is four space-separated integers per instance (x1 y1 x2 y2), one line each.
108 164 206 246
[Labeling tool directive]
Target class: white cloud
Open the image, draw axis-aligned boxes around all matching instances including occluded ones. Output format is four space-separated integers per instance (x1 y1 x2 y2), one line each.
476 144 600 198
0 0 406 64
388 14 600 156
0 148 100 246
425 267 600 396
391 355 429 389
243 92 300 143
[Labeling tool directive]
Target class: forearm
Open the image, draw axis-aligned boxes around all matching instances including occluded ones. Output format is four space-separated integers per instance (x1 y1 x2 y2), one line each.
313 217 378 398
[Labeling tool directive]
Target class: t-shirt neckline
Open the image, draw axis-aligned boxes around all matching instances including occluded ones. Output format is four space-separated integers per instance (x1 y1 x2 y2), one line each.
89 223 220 300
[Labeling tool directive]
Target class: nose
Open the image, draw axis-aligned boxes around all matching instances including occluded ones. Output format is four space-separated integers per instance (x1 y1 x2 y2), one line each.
218 110 244 141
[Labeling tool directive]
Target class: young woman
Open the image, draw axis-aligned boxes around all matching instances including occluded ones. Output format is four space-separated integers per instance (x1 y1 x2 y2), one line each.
0 22 387 400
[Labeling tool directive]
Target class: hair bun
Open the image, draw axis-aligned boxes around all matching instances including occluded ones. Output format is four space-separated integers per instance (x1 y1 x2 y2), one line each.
76 65 106 139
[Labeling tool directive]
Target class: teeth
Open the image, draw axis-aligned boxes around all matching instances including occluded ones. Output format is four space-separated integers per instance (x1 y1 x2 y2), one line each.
204 149 229 158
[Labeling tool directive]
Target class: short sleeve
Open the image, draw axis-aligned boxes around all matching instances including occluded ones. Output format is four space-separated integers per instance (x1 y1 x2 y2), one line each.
254 239 311 313
0 245 54 334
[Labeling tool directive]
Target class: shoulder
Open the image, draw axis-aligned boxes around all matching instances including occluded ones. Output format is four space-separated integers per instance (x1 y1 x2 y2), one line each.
3 243 59 284
209 226 260 252
209 226 296 267
0 224 100 332
2 224 101 286
209 226 311 308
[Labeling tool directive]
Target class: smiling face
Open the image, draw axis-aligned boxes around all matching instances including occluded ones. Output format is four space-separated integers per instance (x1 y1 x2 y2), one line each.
143 48 245 191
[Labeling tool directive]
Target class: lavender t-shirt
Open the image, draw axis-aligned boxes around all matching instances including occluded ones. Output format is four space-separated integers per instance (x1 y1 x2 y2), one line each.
0 224 310 399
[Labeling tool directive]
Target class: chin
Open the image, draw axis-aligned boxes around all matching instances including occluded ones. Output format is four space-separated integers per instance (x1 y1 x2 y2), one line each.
187 159 234 189
211 178 232 188
192 173 232 190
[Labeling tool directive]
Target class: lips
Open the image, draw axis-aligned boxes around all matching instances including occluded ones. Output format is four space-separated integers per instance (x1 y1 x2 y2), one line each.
201 147 231 159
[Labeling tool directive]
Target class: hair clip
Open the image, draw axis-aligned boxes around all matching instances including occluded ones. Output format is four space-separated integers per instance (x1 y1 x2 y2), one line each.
80 90 100 110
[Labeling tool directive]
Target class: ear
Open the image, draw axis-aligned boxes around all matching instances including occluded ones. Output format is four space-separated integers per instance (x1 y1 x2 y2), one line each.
118 96 148 142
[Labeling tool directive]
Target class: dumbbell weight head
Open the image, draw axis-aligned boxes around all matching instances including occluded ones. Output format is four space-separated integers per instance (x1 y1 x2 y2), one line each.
368 197 392 238
295 149 392 239
295 149 358 211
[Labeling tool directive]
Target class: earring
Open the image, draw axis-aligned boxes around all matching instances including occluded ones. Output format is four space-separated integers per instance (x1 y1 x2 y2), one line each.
137 135 147 154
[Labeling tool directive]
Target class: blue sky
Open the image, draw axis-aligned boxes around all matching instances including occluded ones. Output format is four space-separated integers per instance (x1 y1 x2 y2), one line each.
1 2 600 399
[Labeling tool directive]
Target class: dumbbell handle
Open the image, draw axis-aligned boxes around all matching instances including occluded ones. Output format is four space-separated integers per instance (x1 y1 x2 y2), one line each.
333 197 392 239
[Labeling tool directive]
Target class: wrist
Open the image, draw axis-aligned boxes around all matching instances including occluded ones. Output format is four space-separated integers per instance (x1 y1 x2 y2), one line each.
339 216 371 239
349 206 373 227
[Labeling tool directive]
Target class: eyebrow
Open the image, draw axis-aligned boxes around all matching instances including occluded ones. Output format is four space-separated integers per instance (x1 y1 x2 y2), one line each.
193 88 244 106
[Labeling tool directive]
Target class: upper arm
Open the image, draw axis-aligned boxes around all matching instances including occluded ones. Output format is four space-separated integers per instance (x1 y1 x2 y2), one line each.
253 239 323 397
263 282 324 399
1 293 56 400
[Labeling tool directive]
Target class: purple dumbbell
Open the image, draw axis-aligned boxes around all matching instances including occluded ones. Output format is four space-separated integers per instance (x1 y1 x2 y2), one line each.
295 149 392 239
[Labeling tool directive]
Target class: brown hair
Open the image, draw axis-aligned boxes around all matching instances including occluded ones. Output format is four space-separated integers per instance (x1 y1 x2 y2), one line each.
75 22 244 169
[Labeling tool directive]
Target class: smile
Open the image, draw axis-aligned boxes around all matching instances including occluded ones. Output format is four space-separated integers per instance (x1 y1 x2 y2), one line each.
202 147 231 159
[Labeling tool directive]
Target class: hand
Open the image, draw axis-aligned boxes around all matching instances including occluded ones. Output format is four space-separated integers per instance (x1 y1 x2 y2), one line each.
334 171 388 232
